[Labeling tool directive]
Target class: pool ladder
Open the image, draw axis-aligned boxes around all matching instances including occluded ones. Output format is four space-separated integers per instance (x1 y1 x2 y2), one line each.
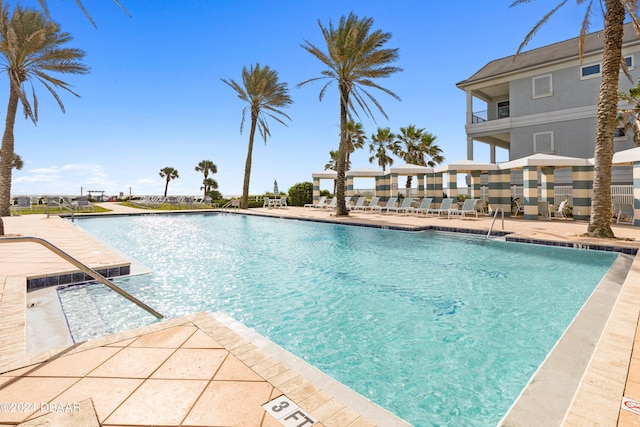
486 207 504 239
0 236 163 319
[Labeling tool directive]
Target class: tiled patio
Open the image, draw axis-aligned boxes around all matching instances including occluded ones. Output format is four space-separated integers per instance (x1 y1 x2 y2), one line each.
2 204 640 426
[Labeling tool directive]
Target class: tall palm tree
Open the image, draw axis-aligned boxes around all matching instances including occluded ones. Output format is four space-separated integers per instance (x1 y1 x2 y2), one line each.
195 160 218 198
222 64 292 209
159 166 179 197
369 127 395 171
299 12 402 216
345 120 367 169
512 0 631 238
0 4 88 236
393 125 444 188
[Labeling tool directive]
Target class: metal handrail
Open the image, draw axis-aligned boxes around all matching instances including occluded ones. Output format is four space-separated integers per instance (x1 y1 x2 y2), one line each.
45 196 75 222
486 207 504 239
0 236 163 319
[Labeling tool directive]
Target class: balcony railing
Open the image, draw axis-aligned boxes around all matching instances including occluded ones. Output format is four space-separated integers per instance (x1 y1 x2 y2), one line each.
471 105 510 123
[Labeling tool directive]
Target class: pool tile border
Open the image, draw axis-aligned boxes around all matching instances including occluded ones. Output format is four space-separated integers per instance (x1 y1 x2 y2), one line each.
26 265 131 292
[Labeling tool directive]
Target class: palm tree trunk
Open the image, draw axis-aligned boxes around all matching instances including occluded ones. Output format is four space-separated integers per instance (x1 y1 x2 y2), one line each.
0 85 20 229
164 179 169 197
587 0 624 238
241 110 258 209
335 85 349 216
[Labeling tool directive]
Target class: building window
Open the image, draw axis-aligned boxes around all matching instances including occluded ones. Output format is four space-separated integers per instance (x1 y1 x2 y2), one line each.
532 74 552 98
497 100 510 118
581 63 600 77
533 131 554 153
581 56 633 79
614 127 627 138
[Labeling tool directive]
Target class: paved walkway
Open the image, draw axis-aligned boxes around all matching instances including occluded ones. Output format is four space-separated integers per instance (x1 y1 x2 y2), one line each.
1 204 640 426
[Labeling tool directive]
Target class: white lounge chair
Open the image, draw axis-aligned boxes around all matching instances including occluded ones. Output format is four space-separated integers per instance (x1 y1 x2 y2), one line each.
348 196 367 211
371 197 397 214
427 198 454 217
406 198 433 216
448 199 479 219
538 201 551 220
10 196 32 215
388 197 414 215
553 200 569 220
322 197 337 210
304 196 327 209
362 196 380 213
279 196 288 208
617 203 634 224
263 197 271 208
512 198 524 216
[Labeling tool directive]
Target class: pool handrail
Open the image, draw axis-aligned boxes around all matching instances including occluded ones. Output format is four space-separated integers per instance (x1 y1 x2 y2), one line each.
0 235 163 319
487 206 504 238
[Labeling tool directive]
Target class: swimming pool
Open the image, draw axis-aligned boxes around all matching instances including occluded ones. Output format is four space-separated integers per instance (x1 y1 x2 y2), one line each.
65 213 619 426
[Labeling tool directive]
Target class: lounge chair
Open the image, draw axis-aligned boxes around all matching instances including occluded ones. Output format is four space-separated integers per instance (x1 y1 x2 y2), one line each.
322 197 337 210
427 198 455 217
448 199 479 219
371 197 398 214
406 198 433 216
537 201 551 220
512 198 524 216
617 203 634 224
279 196 288 208
553 200 569 220
348 196 367 211
10 196 32 215
263 197 271 208
388 197 414 215
361 196 380 213
304 196 327 209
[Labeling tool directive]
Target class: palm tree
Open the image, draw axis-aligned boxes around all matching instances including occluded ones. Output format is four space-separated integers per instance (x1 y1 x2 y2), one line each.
325 149 340 194
393 125 444 188
299 12 402 216
0 4 88 237
12 153 23 170
369 127 395 171
195 160 218 198
512 0 630 238
201 177 218 196
222 64 292 209
345 120 367 169
617 78 640 144
159 166 179 197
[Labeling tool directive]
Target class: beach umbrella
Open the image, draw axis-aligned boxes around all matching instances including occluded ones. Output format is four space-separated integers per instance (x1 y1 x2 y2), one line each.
273 179 279 195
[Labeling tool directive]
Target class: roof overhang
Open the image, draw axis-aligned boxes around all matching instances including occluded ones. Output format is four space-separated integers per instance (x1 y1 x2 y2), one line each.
500 153 592 169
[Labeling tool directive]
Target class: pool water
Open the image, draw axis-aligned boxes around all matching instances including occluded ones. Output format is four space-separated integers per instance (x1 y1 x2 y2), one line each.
65 213 618 426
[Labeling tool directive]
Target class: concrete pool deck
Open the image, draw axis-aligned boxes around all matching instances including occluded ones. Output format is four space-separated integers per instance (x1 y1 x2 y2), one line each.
1 203 640 426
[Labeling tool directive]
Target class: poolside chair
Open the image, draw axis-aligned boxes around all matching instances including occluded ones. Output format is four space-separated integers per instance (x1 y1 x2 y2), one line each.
279 196 288 208
388 197 414 215
10 196 32 215
304 196 327 209
448 199 479 219
348 196 367 211
371 197 398 214
76 195 94 212
427 198 454 217
617 203 634 224
537 201 551 220
361 196 380 213
512 198 524 216
553 200 569 220
322 197 337 210
406 198 433 216
263 197 271 208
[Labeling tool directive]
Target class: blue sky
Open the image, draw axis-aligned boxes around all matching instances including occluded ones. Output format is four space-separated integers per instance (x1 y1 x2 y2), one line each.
8 0 602 197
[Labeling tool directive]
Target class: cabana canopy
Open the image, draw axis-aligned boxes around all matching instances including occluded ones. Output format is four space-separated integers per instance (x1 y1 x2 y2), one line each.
389 163 433 175
611 147 640 165
345 167 385 177
312 169 337 179
434 159 498 173
500 153 592 169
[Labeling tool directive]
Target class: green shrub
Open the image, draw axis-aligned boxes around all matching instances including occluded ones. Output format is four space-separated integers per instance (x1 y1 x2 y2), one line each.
288 182 313 206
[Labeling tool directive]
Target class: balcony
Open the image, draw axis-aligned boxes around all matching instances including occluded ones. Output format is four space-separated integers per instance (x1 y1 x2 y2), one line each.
472 105 510 123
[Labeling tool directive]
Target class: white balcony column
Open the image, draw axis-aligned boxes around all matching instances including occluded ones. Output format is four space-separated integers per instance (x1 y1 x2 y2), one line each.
466 91 473 124
490 144 496 164
467 137 474 161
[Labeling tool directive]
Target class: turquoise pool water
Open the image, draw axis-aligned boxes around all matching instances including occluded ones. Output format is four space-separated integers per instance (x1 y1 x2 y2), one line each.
65 213 619 426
